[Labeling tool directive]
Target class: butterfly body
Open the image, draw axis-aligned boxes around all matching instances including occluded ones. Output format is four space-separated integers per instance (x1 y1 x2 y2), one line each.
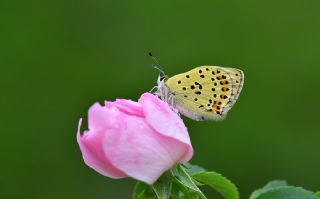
155 66 244 121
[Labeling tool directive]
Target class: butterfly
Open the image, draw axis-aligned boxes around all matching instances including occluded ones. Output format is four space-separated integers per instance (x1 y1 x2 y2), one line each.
151 54 244 121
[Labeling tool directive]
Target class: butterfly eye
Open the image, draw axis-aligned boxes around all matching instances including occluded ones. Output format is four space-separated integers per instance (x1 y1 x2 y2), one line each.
159 76 166 81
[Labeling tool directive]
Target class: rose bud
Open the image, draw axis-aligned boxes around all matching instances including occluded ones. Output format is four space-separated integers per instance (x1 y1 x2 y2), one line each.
77 93 193 184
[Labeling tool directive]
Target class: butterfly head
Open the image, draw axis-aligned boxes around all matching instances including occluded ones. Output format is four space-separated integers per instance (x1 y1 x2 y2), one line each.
149 52 172 102
155 74 170 101
157 73 167 83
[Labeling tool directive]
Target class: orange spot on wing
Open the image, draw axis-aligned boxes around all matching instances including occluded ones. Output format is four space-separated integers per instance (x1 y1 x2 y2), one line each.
222 87 229 92
212 101 221 113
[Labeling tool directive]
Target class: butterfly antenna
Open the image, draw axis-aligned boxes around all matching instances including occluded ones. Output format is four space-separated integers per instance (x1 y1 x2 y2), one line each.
149 52 166 77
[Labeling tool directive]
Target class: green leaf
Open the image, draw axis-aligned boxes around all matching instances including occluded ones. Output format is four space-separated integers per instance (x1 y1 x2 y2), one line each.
172 165 207 199
192 178 205 187
250 180 288 198
172 178 192 199
152 172 173 199
249 181 318 199
314 191 320 198
250 180 288 199
133 181 156 199
192 171 239 199
170 180 183 199
262 180 288 190
183 163 207 175
250 186 317 199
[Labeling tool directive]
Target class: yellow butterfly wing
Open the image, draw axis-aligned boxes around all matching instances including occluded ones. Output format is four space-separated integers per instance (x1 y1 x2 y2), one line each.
164 66 244 121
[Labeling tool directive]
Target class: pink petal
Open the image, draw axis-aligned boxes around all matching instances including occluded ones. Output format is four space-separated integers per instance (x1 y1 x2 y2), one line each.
105 99 143 117
138 93 193 162
77 119 127 178
89 102 131 130
88 103 110 130
103 115 189 184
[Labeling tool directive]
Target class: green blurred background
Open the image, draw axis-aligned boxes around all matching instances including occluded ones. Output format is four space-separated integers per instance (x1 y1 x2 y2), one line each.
1 0 320 198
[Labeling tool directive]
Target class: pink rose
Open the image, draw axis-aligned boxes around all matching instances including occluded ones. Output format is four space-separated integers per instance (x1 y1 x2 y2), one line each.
77 93 193 184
